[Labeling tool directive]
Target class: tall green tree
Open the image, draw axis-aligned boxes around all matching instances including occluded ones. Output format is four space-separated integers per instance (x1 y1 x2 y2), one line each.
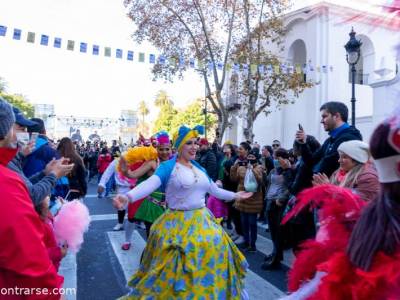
138 100 150 123
232 0 312 142
170 99 217 136
124 0 244 143
154 102 177 134
124 0 295 143
0 77 34 118
0 92 35 118
154 90 173 107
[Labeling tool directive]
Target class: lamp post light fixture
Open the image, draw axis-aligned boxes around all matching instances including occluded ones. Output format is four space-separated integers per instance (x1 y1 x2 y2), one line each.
195 68 209 139
344 27 362 127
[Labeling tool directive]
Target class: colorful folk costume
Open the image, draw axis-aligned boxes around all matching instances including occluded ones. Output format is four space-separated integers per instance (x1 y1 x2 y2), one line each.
119 125 249 299
282 111 400 300
120 146 159 220
134 131 172 235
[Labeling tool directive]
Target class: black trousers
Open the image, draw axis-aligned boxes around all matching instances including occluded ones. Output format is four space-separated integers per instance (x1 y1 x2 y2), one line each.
267 200 286 261
227 202 243 236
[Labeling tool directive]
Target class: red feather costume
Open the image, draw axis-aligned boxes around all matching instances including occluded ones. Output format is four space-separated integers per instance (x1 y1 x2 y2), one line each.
283 184 400 299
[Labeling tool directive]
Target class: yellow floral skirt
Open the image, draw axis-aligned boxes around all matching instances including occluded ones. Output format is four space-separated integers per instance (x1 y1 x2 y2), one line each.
120 207 249 299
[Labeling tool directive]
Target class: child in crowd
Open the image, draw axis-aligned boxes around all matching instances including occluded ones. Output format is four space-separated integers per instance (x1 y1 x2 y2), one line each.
35 196 68 271
206 180 228 224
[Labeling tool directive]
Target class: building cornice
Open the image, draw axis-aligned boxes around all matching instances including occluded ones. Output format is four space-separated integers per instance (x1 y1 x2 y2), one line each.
283 1 398 31
370 71 400 88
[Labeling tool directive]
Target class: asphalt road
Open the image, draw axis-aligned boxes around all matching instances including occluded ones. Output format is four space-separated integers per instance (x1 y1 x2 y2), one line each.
60 182 292 300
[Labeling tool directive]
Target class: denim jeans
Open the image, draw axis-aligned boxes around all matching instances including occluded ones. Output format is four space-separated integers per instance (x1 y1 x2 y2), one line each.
98 173 113 197
240 212 258 247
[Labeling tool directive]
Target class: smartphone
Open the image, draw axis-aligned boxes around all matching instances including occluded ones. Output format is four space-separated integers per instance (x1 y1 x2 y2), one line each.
30 132 39 144
238 161 247 167
298 124 303 131
50 198 62 216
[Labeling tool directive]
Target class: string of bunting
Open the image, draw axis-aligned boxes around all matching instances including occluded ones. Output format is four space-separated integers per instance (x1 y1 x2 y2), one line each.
0 24 334 74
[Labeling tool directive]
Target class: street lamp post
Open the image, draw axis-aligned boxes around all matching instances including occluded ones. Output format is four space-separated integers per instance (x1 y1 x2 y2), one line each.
195 68 208 139
204 83 207 139
344 27 362 127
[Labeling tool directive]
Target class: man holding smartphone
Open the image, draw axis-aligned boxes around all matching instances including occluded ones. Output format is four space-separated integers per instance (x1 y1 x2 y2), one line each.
8 107 74 206
295 101 362 177
23 118 60 178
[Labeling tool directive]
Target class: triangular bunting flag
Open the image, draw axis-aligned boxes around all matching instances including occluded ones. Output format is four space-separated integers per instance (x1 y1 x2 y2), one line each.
139 52 145 62
127 50 134 61
54 37 62 48
159 55 166 65
80 42 87 53
116 49 123 59
0 25 7 36
92 45 99 55
13 28 21 40
189 58 195 68
67 40 75 51
149 54 156 63
40 35 49 46
104 47 111 57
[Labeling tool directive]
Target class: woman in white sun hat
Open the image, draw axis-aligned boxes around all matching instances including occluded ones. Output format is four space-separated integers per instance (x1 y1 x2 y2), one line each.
312 140 380 202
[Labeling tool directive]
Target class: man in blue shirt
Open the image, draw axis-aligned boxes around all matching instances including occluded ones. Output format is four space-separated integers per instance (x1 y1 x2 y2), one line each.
23 118 59 177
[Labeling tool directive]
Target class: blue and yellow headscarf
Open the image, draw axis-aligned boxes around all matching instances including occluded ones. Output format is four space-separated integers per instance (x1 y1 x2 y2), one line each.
173 125 205 151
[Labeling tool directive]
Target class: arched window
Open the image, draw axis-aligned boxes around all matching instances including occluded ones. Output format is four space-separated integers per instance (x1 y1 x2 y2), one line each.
348 35 375 85
288 39 307 82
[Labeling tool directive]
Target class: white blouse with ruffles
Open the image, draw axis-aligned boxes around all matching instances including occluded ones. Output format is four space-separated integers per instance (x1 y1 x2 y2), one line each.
126 162 236 210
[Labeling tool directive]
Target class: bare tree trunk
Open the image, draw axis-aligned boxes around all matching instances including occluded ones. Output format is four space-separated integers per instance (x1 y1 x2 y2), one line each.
217 115 229 144
243 96 256 142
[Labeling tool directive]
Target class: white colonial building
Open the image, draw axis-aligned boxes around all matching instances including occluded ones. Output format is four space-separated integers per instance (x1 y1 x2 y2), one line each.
223 1 400 148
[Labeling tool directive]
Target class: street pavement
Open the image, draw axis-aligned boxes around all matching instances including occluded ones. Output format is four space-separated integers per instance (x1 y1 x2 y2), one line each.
60 183 293 300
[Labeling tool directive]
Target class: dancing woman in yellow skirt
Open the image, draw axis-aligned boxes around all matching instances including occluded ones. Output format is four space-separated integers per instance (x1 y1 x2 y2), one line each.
114 125 252 299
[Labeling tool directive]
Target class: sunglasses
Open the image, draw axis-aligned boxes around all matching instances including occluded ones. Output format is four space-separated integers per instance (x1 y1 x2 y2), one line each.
272 144 280 147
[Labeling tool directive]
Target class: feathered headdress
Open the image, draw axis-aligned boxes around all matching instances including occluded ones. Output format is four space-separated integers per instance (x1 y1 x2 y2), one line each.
282 184 365 226
122 146 158 166
155 130 170 146
283 185 366 292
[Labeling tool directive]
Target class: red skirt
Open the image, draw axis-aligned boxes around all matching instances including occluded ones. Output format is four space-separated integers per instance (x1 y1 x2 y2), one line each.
127 199 144 219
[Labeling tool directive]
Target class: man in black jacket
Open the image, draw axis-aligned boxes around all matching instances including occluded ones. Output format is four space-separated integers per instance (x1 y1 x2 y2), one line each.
197 138 218 181
295 101 362 177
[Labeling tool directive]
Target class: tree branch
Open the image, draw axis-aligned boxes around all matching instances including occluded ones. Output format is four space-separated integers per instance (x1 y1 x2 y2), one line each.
160 1 223 115
255 78 276 117
219 0 237 90
193 0 222 107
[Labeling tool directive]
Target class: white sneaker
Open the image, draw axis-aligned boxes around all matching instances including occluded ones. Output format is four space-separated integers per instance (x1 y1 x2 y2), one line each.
113 223 124 231
135 223 146 230
234 236 245 244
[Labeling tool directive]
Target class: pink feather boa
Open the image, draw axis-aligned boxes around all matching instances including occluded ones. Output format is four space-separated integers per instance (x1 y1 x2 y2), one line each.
53 200 91 253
